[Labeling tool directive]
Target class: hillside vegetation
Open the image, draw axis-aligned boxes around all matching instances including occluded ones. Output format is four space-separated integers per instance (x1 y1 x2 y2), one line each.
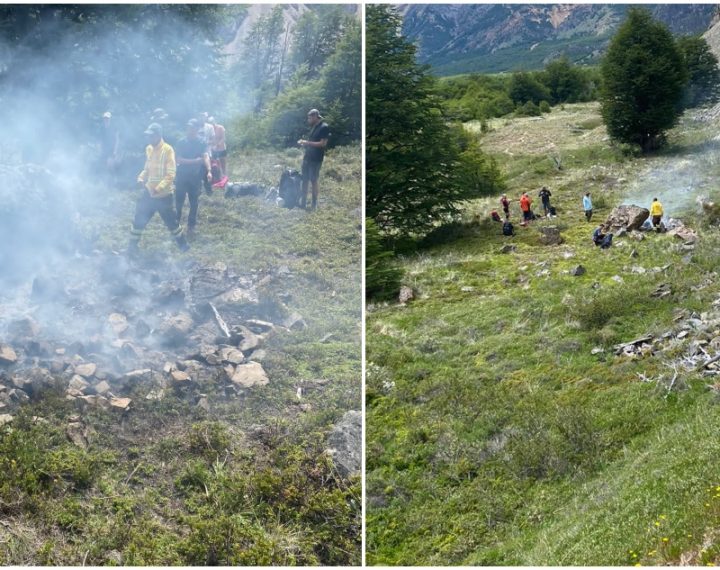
366 102 720 565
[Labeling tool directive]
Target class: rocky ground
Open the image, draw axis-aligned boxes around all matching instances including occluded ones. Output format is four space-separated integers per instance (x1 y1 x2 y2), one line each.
0 145 361 565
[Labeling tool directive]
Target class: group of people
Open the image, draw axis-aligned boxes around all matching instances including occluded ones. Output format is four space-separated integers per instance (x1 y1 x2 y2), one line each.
125 107 329 256
494 186 666 250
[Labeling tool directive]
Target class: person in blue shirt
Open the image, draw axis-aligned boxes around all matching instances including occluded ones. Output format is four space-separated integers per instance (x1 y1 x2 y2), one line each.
583 192 593 222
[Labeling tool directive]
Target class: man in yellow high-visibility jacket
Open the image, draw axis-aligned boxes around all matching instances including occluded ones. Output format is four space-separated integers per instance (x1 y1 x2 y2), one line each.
129 123 189 256
650 197 664 229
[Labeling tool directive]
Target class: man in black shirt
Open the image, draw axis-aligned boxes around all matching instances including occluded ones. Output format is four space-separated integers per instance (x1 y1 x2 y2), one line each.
298 108 330 210
174 119 211 235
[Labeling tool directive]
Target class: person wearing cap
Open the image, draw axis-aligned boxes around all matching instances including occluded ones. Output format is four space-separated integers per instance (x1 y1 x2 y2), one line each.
129 123 189 255
99 111 120 185
297 108 330 210
175 118 212 236
209 116 227 177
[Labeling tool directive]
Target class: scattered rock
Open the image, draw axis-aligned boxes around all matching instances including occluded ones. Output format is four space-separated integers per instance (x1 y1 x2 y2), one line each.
107 313 129 335
157 312 194 346
630 249 639 258
461 286 475 292
591 347 605 355
74 362 97 378
282 312 307 331
0 414 14 427
66 422 89 449
571 265 586 276
170 370 192 386
68 375 90 392
8 317 40 339
326 410 361 478
0 345 18 365
538 225 564 246
77 395 110 410
219 347 245 365
631 266 646 275
399 286 414 304
651 283 672 299
500 244 516 254
230 362 269 388
145 389 165 401
93 380 111 396
237 326 262 352
611 275 624 284
603 205 650 233
109 397 132 412
245 319 275 334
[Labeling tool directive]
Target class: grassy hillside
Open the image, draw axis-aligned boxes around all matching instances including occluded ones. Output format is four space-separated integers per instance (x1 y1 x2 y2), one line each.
366 103 720 565
0 145 361 565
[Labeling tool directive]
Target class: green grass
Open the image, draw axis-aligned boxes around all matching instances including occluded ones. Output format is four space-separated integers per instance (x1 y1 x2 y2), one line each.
0 145 361 565
366 105 720 565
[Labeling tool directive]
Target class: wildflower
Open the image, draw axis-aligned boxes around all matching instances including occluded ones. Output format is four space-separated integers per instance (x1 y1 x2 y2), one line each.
655 522 661 527
706 503 711 507
634 564 641 567
659 515 667 520
662 538 669 543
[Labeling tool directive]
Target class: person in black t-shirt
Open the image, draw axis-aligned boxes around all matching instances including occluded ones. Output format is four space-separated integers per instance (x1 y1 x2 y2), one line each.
174 119 211 235
297 108 330 210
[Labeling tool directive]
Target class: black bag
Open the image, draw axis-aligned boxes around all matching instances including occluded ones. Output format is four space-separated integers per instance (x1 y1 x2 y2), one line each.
549 206 557 216
502 221 514 236
279 169 302 208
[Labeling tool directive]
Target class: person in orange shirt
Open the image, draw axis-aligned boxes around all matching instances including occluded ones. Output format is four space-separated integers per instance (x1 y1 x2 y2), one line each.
520 192 532 225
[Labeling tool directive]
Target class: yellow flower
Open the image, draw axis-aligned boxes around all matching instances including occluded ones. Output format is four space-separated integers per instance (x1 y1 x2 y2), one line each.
662 538 669 543
706 503 711 507
655 522 661 527
634 564 641 567
632 553 638 559
659 515 667 520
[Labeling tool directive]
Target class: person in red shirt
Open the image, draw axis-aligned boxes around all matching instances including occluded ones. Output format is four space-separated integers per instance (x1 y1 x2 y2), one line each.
520 192 532 225
500 194 510 217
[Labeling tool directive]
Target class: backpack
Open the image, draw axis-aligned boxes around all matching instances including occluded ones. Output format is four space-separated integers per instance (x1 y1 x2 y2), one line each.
278 169 302 208
503 221 514 236
549 206 557 216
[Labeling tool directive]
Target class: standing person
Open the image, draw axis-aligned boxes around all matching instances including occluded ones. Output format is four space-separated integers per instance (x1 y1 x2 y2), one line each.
209 116 227 178
539 186 552 216
500 194 510 218
99 111 120 185
175 119 212 237
520 192 532 226
650 197 664 229
197 112 215 193
583 192 593 222
298 108 330 210
129 123 189 256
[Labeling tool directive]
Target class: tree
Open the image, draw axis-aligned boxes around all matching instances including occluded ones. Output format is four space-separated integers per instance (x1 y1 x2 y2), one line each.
600 8 688 152
540 57 588 105
290 7 348 80
677 35 720 108
366 5 502 236
507 72 551 106
320 19 361 145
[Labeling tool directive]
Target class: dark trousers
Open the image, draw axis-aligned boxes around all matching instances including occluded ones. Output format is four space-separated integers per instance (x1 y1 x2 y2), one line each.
542 199 550 214
585 209 593 222
130 191 183 242
175 177 202 229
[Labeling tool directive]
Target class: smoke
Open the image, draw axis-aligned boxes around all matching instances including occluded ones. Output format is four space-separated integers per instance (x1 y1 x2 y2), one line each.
620 137 720 218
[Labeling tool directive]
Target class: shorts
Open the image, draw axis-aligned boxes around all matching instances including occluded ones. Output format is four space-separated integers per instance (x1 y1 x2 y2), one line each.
302 159 323 183
213 149 227 158
522 210 531 221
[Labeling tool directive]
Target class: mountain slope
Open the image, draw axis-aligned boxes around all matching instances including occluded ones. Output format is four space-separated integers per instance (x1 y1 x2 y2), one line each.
399 4 719 75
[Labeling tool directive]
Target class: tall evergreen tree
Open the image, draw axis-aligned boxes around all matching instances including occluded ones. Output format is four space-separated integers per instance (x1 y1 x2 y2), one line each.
366 5 502 236
600 8 688 152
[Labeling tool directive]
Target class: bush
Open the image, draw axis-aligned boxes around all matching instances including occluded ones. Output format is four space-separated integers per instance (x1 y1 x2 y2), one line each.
516 101 541 117
539 100 551 114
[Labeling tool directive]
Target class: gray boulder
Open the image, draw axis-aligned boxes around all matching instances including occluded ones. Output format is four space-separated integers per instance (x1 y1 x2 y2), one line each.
327 410 361 478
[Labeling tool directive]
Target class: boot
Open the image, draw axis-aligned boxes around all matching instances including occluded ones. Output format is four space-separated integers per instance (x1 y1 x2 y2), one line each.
175 234 190 252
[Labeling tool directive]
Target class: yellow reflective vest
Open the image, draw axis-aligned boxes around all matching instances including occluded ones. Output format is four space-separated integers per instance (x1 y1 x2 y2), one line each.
138 140 175 197
650 201 663 217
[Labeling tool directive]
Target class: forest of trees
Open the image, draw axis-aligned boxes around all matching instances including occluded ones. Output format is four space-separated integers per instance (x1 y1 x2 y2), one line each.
0 5 360 161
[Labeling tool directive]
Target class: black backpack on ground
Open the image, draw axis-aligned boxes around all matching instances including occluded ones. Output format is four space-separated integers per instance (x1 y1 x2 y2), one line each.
549 206 557 216
503 221 515 236
278 169 302 208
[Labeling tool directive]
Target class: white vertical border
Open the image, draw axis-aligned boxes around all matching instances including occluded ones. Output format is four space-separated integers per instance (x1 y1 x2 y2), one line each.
360 1 367 566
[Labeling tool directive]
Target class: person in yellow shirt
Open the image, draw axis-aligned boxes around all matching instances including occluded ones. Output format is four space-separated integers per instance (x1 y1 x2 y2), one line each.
129 123 189 256
650 197 664 229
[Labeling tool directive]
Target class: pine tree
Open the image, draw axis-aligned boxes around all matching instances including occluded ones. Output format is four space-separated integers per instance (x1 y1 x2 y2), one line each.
600 8 688 152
